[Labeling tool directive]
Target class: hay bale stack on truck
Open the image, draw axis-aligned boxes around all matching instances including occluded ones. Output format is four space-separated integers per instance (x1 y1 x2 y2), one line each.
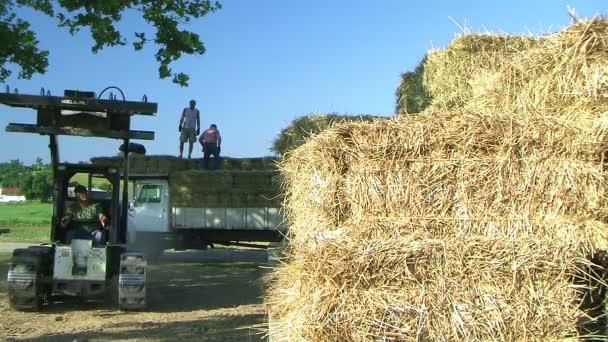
92 157 286 257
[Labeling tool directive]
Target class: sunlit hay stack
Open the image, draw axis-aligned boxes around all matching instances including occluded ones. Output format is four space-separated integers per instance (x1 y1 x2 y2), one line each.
484 18 608 116
266 111 608 340
420 33 539 112
278 112 608 247
397 18 608 116
267 234 599 341
266 19 608 340
271 114 378 156
395 55 431 114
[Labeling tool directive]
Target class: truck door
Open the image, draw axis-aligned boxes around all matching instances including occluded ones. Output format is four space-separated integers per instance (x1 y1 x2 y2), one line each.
128 180 170 233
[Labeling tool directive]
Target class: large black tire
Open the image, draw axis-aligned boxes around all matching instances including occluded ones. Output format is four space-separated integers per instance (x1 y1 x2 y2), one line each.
7 250 48 311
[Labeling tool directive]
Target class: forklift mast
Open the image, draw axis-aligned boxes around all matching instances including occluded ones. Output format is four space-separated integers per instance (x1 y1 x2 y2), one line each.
0 88 157 244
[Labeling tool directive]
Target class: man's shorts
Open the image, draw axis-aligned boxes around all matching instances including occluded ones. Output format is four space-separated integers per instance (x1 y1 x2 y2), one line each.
180 128 196 143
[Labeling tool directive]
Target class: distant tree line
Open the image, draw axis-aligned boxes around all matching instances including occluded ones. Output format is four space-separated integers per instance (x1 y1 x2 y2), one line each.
0 158 52 201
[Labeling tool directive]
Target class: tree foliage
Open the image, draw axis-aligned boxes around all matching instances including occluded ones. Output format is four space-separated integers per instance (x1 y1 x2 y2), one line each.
0 158 52 200
0 0 221 86
0 158 26 187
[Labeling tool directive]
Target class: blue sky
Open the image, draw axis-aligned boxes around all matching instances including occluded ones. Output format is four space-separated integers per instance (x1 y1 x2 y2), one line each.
0 0 605 164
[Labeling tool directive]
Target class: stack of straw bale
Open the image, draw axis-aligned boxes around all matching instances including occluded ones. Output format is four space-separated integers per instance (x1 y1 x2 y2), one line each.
169 170 282 208
267 18 608 341
90 155 278 173
91 156 283 208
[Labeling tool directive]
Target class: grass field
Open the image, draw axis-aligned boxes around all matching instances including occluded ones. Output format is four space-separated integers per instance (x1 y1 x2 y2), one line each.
0 226 49 242
0 201 51 242
70 172 112 190
0 201 52 227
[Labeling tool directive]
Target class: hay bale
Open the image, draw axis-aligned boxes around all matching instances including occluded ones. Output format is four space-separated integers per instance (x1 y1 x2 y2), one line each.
486 18 608 116
395 55 431 114
279 112 608 246
169 170 282 208
90 155 280 173
272 114 378 156
267 234 595 341
396 18 608 115
268 19 608 340
421 33 540 112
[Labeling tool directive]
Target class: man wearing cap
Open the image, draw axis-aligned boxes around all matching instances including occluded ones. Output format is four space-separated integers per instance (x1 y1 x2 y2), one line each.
60 185 108 246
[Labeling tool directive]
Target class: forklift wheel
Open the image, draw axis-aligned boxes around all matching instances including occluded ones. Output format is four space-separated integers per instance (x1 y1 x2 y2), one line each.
7 253 47 311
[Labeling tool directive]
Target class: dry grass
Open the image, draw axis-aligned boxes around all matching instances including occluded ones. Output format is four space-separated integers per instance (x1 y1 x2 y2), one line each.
267 234 601 341
271 114 378 156
278 113 608 246
267 18 608 341
396 17 608 116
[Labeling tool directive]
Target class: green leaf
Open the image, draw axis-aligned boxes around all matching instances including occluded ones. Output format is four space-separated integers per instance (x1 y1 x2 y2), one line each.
0 0 221 86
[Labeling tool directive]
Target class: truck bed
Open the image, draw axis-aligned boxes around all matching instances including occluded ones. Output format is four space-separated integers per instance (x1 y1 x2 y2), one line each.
172 207 286 231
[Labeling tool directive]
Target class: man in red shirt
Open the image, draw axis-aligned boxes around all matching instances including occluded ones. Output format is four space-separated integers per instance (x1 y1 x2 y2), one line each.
199 124 222 170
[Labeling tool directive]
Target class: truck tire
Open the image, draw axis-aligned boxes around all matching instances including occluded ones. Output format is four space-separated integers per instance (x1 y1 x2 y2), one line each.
7 250 48 311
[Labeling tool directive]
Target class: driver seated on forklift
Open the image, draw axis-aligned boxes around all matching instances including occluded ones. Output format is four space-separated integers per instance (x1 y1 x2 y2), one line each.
60 185 109 246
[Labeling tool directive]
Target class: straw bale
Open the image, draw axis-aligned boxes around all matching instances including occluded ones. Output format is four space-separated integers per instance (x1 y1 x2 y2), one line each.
396 18 608 115
267 235 600 341
280 112 608 246
272 114 378 156
169 170 283 208
270 111 608 338
90 155 280 173
420 34 539 112
483 18 608 116
268 18 608 341
395 55 431 114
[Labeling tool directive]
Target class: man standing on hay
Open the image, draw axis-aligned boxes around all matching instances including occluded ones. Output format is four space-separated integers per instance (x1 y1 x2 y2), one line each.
178 99 201 159
199 123 222 170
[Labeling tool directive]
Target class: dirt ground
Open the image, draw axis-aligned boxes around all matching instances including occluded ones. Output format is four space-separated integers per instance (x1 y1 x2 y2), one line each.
0 253 271 341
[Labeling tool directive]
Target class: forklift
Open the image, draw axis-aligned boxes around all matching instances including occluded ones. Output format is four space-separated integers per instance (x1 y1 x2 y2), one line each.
1 87 156 311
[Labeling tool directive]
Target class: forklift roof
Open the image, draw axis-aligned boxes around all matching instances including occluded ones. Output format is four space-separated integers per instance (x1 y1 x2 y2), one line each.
0 90 157 140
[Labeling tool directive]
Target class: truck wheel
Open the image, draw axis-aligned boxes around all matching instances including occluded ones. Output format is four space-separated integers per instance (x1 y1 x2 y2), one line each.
7 251 47 311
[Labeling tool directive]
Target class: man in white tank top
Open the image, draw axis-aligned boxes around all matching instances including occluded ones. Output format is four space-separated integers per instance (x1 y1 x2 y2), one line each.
178 99 201 158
